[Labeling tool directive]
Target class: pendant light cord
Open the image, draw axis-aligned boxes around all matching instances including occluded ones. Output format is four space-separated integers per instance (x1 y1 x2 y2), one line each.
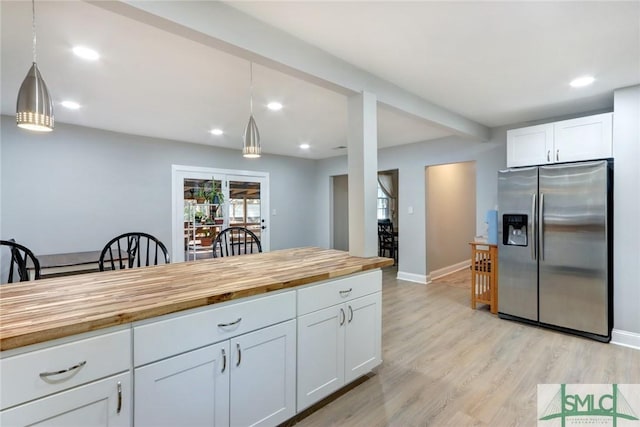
32 0 37 63
249 62 254 115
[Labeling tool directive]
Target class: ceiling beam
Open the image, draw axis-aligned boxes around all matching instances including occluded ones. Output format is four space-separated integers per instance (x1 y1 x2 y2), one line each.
92 0 490 141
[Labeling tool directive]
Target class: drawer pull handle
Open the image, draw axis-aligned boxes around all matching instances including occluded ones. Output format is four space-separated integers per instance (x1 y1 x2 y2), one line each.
547 150 550 162
218 318 242 328
236 343 242 367
556 149 559 161
117 381 122 414
339 308 346 326
348 305 353 323
339 288 352 296
39 360 87 379
221 348 227 373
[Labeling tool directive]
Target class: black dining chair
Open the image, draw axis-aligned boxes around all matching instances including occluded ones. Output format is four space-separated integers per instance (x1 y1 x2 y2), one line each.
1 239 41 283
212 227 262 258
378 220 398 264
99 232 170 271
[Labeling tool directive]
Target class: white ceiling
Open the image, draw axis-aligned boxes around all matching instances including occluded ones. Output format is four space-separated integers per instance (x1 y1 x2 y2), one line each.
2 1 638 159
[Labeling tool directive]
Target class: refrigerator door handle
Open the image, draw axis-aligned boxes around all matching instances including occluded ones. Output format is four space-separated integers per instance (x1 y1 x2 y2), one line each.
531 193 537 261
539 192 545 261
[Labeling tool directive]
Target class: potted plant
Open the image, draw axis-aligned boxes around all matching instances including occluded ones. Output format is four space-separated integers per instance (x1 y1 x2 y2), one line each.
207 183 225 205
196 189 207 204
199 227 213 247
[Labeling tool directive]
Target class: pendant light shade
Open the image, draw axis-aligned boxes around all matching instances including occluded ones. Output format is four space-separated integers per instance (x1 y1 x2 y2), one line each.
243 115 261 158
242 62 260 158
16 0 54 132
16 62 54 131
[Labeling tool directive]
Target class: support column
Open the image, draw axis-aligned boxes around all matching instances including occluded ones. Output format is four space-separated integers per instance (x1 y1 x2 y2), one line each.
347 91 378 257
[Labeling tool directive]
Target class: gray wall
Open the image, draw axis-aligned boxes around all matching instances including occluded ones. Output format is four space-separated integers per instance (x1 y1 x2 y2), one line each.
0 115 318 257
332 174 349 251
612 85 640 338
426 161 476 274
316 134 505 279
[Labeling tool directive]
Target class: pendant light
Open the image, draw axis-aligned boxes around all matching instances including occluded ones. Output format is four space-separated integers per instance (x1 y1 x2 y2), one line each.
242 62 260 158
16 0 54 132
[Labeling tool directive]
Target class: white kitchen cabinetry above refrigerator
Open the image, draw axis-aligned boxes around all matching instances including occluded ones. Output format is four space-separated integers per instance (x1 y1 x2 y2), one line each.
507 112 613 167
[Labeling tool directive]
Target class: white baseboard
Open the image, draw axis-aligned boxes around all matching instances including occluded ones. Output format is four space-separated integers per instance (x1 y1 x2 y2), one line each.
611 329 640 350
427 260 470 282
396 271 428 285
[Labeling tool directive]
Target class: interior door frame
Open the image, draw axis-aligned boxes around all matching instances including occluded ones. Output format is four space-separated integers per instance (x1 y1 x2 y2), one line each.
171 165 270 262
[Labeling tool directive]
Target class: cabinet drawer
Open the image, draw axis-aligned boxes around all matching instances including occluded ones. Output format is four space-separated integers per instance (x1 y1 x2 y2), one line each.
0 329 131 411
134 291 296 366
298 270 381 315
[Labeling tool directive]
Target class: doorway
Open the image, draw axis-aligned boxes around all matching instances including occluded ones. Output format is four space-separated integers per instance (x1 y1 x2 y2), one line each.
425 162 476 279
172 165 269 262
331 169 399 254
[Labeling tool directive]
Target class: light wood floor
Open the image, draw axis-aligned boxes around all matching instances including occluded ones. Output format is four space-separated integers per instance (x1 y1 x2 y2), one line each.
293 267 640 426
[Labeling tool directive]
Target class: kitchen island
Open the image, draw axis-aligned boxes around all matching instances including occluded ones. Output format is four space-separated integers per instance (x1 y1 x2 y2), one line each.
0 247 392 427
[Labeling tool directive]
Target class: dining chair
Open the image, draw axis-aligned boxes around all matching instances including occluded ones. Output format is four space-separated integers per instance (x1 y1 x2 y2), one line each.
212 226 262 258
377 221 398 264
1 239 41 283
99 232 170 271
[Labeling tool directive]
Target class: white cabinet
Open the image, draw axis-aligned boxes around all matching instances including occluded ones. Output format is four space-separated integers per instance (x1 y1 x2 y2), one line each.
553 113 613 162
135 342 229 427
507 112 613 167
296 271 382 411
1 372 131 427
0 328 132 427
133 292 297 427
344 293 382 383
229 320 296 427
506 123 553 167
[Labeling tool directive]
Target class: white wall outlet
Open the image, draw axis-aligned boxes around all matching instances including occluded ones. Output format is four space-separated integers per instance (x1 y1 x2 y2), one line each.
408 206 414 214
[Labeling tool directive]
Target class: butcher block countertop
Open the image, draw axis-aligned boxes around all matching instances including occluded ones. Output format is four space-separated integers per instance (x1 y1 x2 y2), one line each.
0 247 393 351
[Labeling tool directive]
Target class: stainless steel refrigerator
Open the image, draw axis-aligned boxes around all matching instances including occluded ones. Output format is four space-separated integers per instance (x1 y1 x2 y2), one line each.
497 159 613 342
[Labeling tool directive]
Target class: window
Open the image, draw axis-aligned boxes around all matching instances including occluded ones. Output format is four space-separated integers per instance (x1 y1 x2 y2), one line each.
377 186 390 220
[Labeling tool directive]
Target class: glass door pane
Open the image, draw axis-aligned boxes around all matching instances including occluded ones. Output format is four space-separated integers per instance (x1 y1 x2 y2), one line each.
183 177 226 261
227 177 268 251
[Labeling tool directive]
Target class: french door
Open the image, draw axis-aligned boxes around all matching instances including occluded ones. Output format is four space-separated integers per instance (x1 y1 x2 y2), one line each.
172 166 269 262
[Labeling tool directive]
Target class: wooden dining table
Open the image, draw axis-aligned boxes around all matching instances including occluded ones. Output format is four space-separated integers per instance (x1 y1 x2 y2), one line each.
27 250 125 279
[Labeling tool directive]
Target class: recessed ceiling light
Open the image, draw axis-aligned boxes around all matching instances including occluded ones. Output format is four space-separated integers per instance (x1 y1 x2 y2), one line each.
267 102 283 111
210 128 223 136
570 75 595 88
73 46 100 61
299 143 310 150
61 101 81 110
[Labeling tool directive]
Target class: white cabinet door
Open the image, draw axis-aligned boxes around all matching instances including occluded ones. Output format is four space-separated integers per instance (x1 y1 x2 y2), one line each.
134 342 229 427
553 112 613 163
507 123 553 167
296 305 345 411
230 320 296 427
0 372 131 427
344 292 382 383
